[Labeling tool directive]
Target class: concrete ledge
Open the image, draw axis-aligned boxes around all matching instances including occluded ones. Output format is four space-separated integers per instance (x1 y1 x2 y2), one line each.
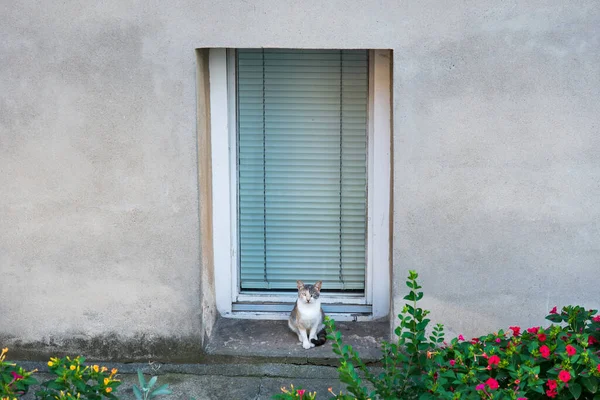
203 317 388 366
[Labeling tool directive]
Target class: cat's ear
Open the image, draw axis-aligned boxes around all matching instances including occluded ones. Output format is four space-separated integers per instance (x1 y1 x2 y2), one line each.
314 281 322 291
296 280 304 289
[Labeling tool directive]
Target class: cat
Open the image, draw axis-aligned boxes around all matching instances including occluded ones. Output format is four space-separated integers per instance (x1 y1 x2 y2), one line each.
288 280 327 349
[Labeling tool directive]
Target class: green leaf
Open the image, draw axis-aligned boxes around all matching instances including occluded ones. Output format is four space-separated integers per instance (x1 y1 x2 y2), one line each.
417 319 431 331
137 370 146 387
546 314 563 323
133 385 143 400
582 377 598 394
150 384 172 397
148 376 158 390
569 382 582 399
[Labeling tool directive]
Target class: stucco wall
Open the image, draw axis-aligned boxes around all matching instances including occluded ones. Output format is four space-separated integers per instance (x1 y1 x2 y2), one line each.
1 0 599 359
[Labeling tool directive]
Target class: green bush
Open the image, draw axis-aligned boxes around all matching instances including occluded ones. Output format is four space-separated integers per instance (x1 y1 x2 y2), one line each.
275 271 600 399
36 356 121 400
0 352 173 400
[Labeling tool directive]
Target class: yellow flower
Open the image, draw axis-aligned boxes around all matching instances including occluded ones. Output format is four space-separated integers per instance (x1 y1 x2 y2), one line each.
110 368 118 376
101 366 107 372
93 365 99 372
48 361 54 367
104 377 110 385
105 387 112 393
69 365 76 370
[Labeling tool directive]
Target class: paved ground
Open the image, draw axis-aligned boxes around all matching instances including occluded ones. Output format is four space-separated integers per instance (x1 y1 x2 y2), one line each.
14 318 388 399
18 362 346 400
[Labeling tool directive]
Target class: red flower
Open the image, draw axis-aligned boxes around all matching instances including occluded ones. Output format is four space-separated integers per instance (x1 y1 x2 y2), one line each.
509 326 521 336
593 315 600 322
297 389 306 399
458 334 465 341
546 389 558 398
539 345 550 358
488 355 500 366
527 326 540 334
566 344 576 356
486 378 499 390
588 336 598 345
10 371 23 380
547 380 557 390
537 333 547 342
597 364 600 373
471 337 480 344
558 370 571 383
449 359 456 366
550 306 558 314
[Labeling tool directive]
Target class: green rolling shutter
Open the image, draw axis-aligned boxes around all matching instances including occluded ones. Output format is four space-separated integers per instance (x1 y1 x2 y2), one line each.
237 49 368 291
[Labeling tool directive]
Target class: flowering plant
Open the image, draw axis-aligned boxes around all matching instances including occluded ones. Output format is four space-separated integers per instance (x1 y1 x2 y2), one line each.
279 271 600 399
424 304 600 399
36 356 121 400
0 347 38 399
273 384 317 400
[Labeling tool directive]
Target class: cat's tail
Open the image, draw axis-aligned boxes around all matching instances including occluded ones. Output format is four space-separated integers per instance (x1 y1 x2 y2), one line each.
310 328 327 346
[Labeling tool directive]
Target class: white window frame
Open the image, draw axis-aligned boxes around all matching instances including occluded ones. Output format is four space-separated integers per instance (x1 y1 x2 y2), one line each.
209 48 391 320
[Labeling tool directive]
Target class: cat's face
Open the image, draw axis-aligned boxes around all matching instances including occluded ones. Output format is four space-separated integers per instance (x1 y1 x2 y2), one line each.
296 280 322 304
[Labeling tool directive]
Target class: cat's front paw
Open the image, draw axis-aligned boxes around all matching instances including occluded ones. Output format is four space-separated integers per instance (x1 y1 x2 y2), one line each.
302 342 311 349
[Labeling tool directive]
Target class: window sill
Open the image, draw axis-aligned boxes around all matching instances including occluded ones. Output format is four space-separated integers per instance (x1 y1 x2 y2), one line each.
203 317 388 365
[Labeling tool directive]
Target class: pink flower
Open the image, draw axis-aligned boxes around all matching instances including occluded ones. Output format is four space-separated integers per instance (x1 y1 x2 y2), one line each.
486 378 499 390
495 338 501 343
546 389 557 398
488 355 500 366
566 344 576 356
449 359 456 366
10 371 23 381
593 315 600 322
509 326 521 336
597 364 600 373
558 370 571 383
547 379 557 390
539 345 550 358
537 333 547 342
527 326 540 334
458 334 464 341
475 384 485 391
297 389 306 399
517 398 527 400
550 306 558 314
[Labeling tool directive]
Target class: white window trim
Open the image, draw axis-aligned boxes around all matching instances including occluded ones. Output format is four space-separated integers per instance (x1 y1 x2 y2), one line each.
209 48 391 320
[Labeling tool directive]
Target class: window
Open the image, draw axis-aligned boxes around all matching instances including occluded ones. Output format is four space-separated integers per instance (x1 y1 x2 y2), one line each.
209 48 391 319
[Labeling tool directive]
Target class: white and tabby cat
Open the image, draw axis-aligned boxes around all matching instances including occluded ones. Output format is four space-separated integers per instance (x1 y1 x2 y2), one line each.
288 280 327 349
